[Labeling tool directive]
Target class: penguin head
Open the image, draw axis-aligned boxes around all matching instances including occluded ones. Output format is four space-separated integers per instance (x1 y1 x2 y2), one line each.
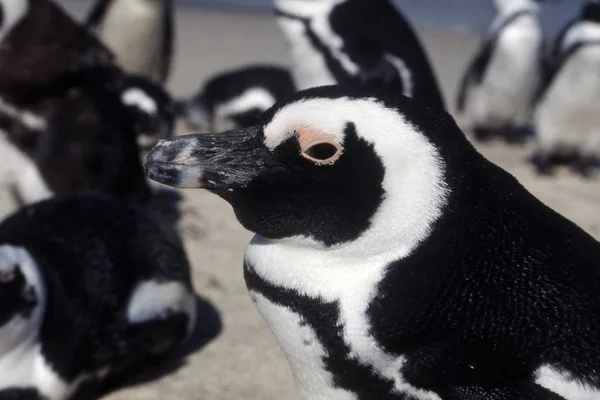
582 1 600 23
120 75 176 151
145 86 474 253
0 245 45 353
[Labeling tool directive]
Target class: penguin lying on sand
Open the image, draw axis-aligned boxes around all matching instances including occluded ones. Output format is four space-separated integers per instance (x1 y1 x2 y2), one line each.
146 85 600 400
0 195 196 400
85 0 174 84
0 0 172 206
456 0 544 143
274 0 445 109
532 0 600 176
179 65 296 132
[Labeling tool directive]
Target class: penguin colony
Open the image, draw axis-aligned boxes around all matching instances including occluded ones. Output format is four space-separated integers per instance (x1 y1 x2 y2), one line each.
1 0 600 399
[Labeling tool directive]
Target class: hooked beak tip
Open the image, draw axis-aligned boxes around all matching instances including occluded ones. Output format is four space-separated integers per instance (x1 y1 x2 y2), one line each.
143 139 206 189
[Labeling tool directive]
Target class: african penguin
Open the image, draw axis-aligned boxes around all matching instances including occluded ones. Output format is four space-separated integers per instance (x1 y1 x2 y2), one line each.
146 84 600 400
85 0 174 84
0 195 196 400
273 0 445 110
456 0 544 143
547 0 600 62
179 65 296 132
0 0 154 206
531 0 600 176
121 74 176 150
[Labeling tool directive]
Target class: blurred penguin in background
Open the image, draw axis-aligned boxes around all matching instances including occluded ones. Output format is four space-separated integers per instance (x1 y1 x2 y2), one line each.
85 0 174 84
532 0 600 176
273 0 445 110
0 0 153 207
547 0 600 62
179 65 296 132
456 0 544 143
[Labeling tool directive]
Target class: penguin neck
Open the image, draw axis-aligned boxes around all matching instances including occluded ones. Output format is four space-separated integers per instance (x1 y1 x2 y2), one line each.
494 0 539 16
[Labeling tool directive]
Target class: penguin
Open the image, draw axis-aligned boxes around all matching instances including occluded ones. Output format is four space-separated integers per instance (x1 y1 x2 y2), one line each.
146 84 600 400
121 74 176 150
84 0 174 84
0 0 158 206
0 195 196 400
273 0 445 110
531 0 600 176
179 65 296 132
546 0 600 62
456 0 544 143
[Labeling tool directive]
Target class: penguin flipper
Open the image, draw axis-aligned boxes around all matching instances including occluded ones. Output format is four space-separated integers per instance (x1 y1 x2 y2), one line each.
455 38 495 113
156 0 174 83
83 0 112 30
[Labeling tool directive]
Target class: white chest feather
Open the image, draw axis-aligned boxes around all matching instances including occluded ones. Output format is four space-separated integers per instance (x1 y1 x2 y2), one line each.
245 237 441 400
251 292 357 400
276 3 358 91
534 43 600 155
277 17 336 90
535 365 600 400
0 343 74 400
466 15 543 126
97 0 164 75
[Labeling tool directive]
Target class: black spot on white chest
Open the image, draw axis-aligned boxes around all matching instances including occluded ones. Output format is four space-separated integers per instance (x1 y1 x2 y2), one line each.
244 262 436 400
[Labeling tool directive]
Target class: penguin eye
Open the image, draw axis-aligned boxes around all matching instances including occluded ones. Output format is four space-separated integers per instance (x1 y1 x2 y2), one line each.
300 139 342 165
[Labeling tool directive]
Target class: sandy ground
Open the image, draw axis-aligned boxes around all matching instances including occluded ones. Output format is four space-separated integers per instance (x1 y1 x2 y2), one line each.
2 2 600 399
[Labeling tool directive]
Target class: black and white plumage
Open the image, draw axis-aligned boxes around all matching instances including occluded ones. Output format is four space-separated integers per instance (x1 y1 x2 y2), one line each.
121 74 176 150
273 0 445 110
547 0 600 63
0 195 196 400
0 0 159 206
456 0 543 143
532 0 600 176
179 65 296 132
85 0 174 84
146 84 600 400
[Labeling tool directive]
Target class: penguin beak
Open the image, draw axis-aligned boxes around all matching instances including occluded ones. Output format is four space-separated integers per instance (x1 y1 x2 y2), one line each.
144 126 276 190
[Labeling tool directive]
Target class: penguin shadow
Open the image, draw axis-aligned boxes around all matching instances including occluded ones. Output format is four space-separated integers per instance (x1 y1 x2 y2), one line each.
97 294 223 398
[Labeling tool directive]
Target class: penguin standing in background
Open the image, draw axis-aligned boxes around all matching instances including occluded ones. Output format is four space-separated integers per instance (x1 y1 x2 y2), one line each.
179 65 296 132
532 1 600 176
0 195 196 400
146 85 600 400
546 0 600 62
456 0 544 143
273 0 445 110
85 0 173 84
